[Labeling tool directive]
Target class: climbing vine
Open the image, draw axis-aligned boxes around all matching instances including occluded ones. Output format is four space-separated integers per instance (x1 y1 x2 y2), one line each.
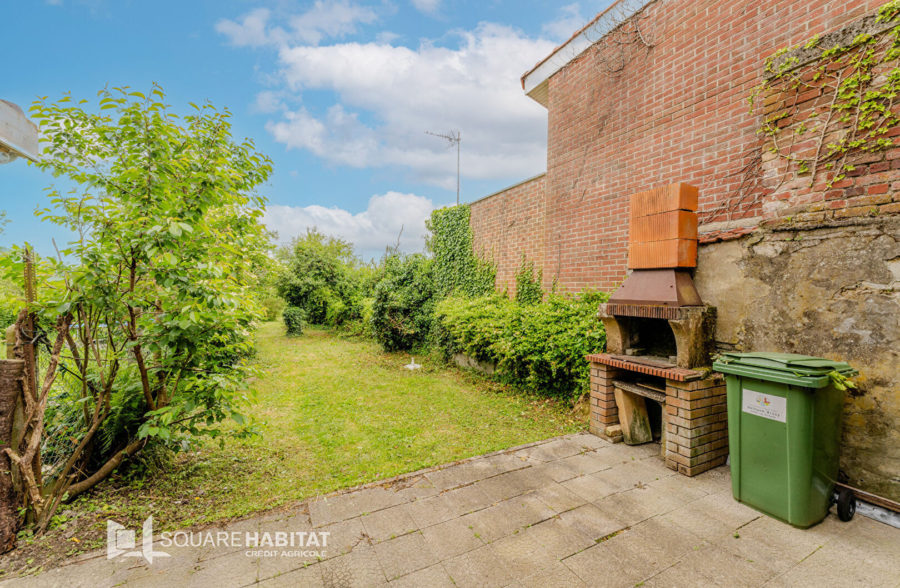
514 255 543 305
751 2 900 190
427 205 496 298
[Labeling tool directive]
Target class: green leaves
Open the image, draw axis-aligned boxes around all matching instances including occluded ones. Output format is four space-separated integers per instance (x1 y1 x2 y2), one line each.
754 19 900 191
371 254 436 352
435 291 609 400
31 83 273 479
427 205 495 299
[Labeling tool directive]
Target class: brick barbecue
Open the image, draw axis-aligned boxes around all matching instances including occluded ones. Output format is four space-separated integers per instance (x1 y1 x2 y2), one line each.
587 184 728 477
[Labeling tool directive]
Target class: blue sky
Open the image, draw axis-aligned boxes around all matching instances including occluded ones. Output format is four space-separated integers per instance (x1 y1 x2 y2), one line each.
2 0 612 258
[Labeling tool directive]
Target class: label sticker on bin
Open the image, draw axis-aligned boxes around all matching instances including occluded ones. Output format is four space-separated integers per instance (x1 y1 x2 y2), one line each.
742 389 786 422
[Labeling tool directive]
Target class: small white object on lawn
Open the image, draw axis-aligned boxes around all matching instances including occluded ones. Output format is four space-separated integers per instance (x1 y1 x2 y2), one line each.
404 357 421 370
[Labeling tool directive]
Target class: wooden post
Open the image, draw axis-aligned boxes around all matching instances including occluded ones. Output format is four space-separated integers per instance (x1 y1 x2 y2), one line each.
0 359 25 553
21 248 41 491
613 386 653 445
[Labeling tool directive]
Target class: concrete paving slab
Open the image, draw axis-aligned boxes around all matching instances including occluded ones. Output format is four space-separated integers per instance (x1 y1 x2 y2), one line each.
258 563 324 588
402 493 458 529
560 542 633 588
319 539 387 587
425 459 502 491
568 431 612 451
316 516 368 557
556 502 627 542
644 542 778 587
183 549 260 588
372 531 439 580
514 561 589 588
481 450 534 473
442 544 514 588
360 504 419 543
597 516 705 584
764 527 900 588
513 437 589 463
477 466 555 502
441 482 495 516
529 481 589 513
392 475 440 502
388 563 455 588
420 516 485 560
462 493 555 543
657 490 762 539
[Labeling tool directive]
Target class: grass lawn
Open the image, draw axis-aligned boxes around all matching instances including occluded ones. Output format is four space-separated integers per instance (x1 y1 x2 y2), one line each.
3 322 582 574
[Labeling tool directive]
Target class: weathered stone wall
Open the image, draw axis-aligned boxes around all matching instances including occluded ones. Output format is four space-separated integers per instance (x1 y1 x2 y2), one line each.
695 217 900 500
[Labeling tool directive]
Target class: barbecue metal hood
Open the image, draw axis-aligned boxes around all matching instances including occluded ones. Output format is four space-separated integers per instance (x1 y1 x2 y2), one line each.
608 269 702 307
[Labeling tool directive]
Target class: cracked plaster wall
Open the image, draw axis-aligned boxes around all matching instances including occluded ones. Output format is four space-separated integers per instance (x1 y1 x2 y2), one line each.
696 218 900 500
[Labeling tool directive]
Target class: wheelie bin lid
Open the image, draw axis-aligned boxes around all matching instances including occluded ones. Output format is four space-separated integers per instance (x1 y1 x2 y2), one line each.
712 351 857 389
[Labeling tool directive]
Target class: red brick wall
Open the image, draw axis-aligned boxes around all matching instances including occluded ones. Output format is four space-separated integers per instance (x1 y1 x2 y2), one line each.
471 0 890 292
469 174 545 295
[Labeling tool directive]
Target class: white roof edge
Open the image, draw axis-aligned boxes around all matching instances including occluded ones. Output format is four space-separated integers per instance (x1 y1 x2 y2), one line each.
0 100 40 162
522 0 653 106
468 172 546 206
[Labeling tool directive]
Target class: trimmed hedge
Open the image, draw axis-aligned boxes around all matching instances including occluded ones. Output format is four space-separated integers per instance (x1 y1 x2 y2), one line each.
434 292 608 399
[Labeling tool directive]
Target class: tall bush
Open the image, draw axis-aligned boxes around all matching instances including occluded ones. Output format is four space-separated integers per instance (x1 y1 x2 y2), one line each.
434 292 607 399
371 254 435 351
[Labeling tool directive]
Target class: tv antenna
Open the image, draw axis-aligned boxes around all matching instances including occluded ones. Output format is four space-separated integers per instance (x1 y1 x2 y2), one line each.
426 129 461 205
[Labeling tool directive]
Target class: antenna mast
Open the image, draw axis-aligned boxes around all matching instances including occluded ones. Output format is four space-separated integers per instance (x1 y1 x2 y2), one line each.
426 129 461 205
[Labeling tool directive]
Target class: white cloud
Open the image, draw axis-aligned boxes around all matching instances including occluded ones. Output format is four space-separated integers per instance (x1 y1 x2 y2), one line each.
542 3 587 42
263 192 436 257
216 8 273 47
411 0 441 16
263 23 554 187
215 1 377 47
252 90 287 114
290 0 377 45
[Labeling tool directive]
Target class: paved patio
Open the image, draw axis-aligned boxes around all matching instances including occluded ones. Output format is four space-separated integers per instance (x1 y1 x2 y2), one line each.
6 432 899 587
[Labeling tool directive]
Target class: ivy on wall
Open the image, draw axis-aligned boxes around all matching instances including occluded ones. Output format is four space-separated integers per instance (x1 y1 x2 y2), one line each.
427 205 496 298
514 255 543 305
751 1 900 189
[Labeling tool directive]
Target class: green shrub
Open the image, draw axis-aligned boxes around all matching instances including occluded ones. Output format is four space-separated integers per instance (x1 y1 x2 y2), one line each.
434 291 608 399
371 254 436 351
276 230 367 327
283 306 306 336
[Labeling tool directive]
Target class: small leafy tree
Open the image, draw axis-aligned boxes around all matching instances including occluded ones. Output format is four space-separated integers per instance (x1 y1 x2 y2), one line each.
275 230 370 326
5 85 271 530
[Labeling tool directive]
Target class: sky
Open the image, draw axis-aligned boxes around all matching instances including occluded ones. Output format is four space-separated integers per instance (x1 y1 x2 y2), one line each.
2 0 613 259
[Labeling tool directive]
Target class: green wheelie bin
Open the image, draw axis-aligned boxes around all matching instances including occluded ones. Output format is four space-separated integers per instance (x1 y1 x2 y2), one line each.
712 352 857 528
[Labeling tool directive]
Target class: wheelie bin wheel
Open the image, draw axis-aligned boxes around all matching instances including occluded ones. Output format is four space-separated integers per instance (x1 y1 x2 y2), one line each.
836 488 856 522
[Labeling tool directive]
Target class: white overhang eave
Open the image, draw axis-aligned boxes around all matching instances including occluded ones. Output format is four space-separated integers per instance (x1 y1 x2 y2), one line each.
0 99 40 162
521 0 652 108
